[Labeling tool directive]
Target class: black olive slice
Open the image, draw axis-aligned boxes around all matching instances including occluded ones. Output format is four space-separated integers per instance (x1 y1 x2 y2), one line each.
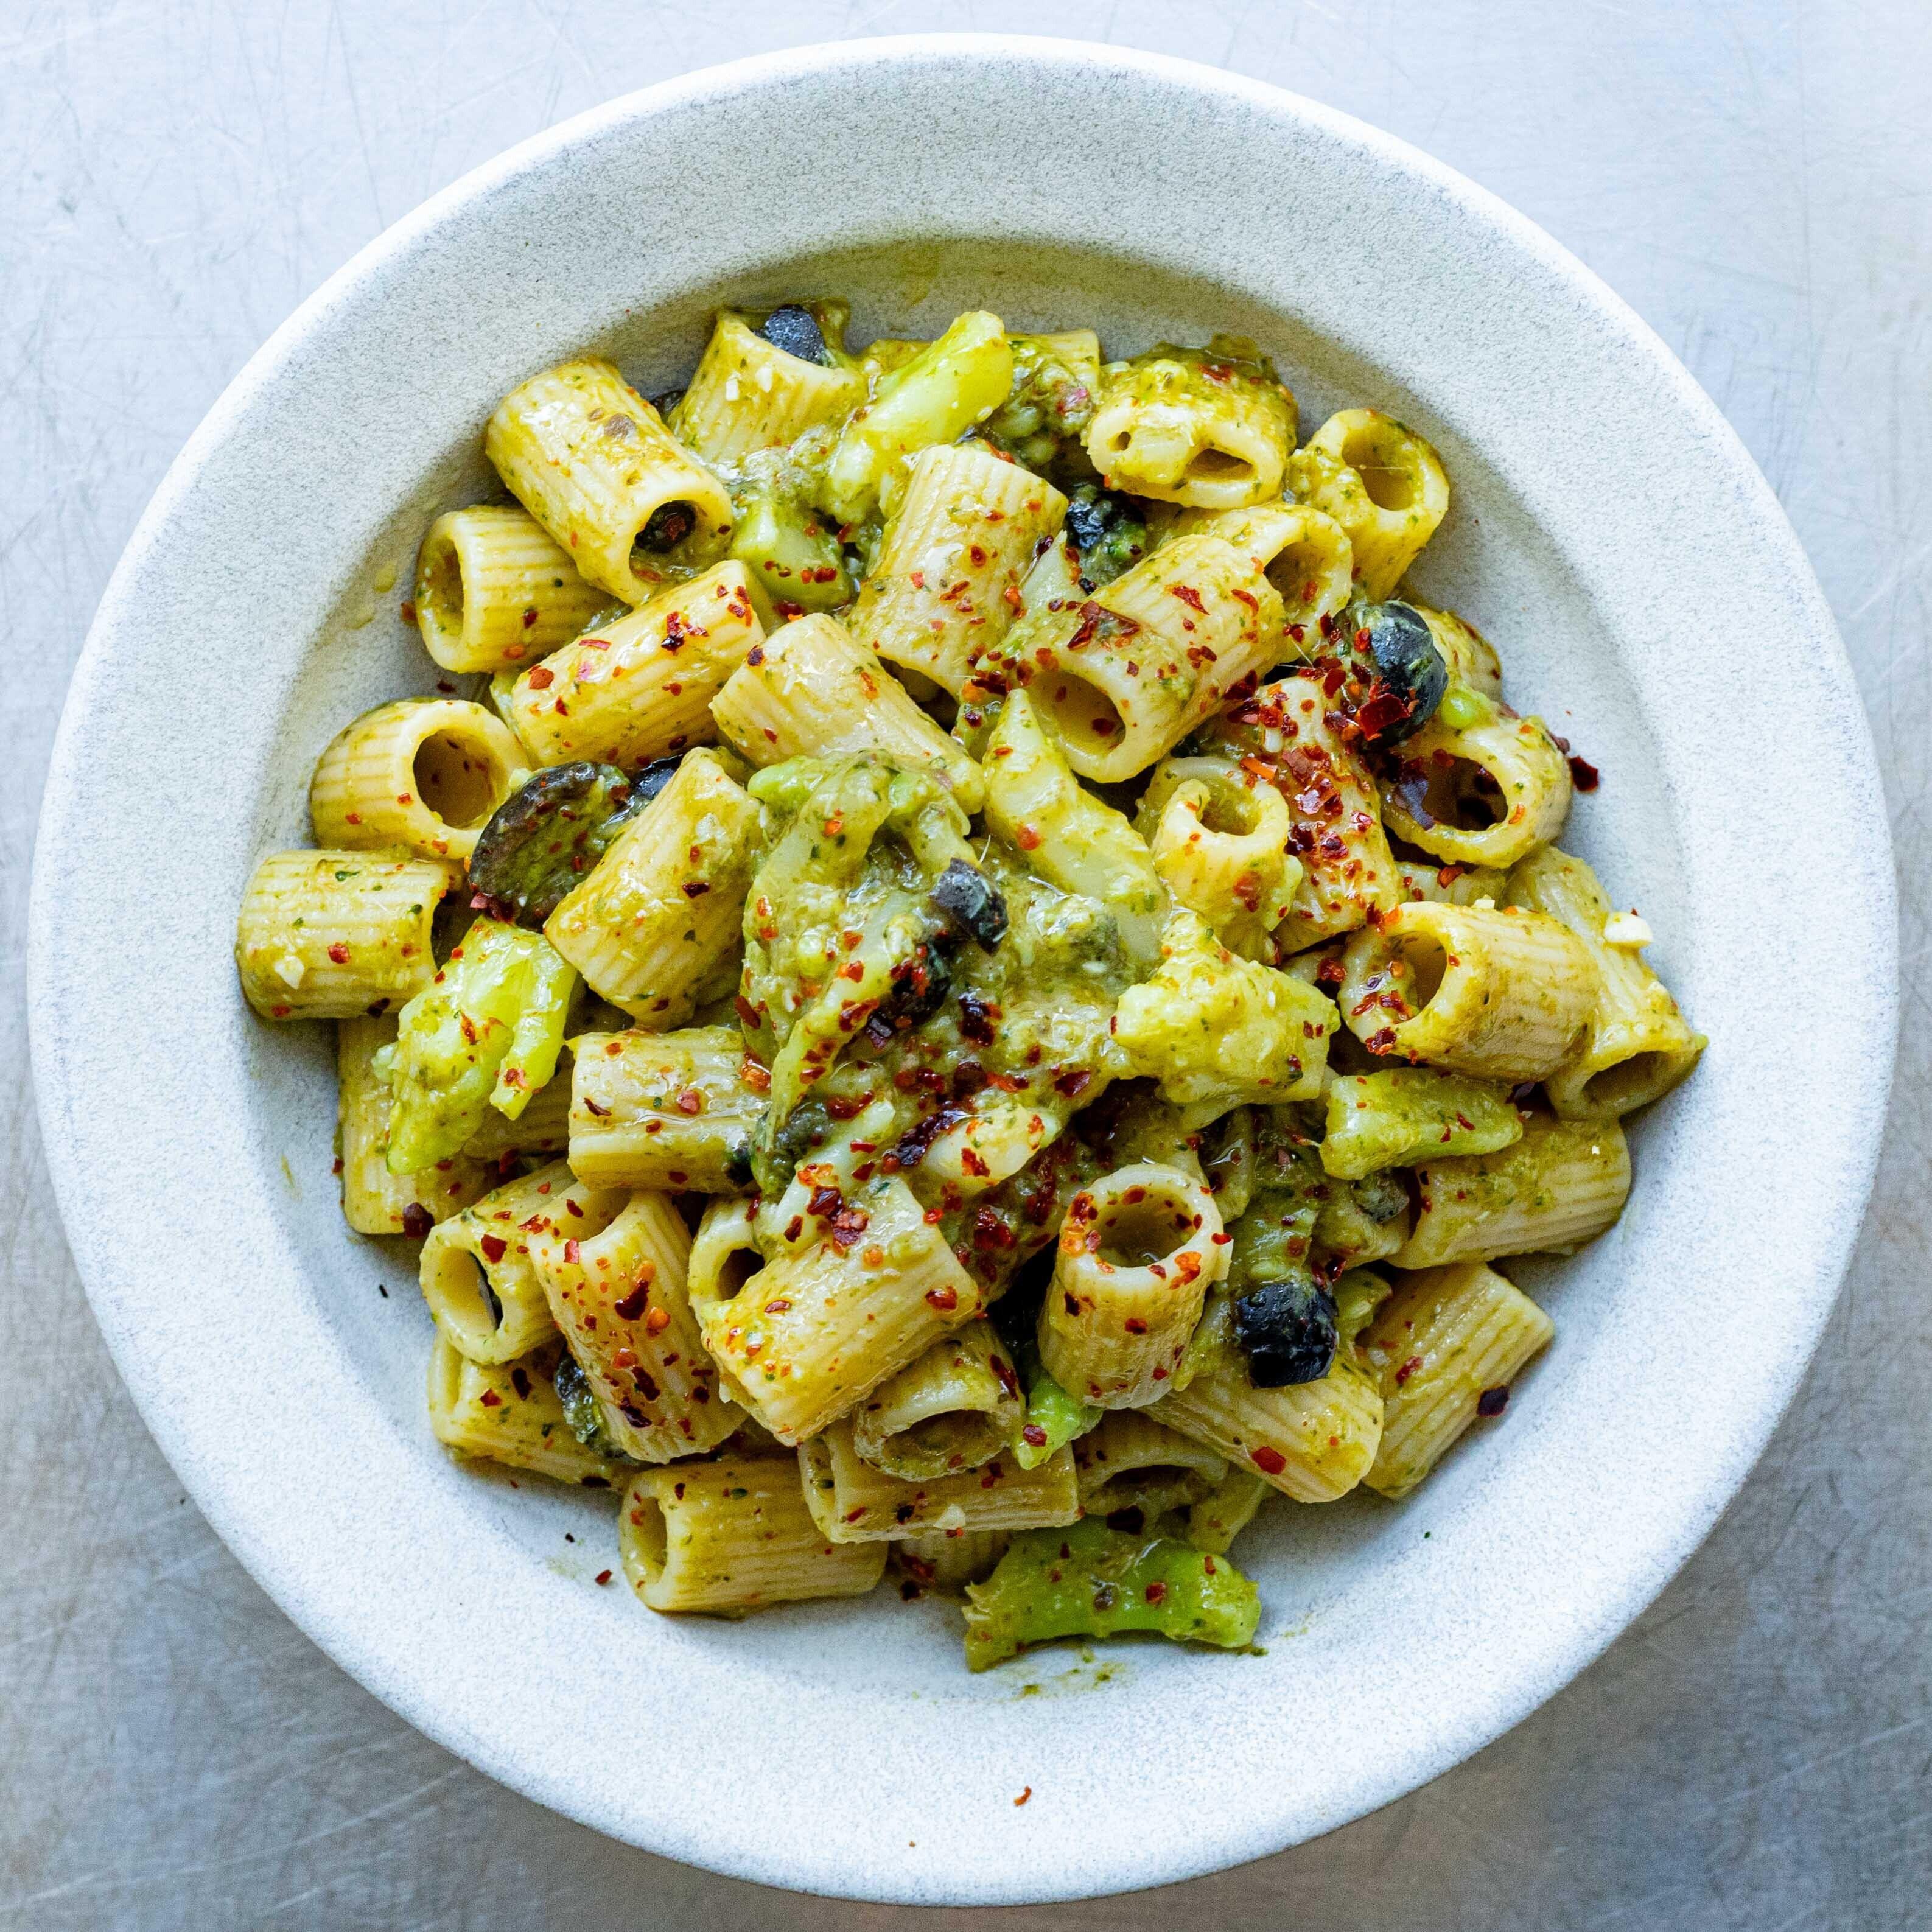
1346 600 1447 746
1233 1279 1340 1387
467 760 651 926
758 304 831 366
928 858 1010 948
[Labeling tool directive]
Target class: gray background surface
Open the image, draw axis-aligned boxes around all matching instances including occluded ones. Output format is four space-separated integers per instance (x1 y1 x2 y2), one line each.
3 2 1926 1926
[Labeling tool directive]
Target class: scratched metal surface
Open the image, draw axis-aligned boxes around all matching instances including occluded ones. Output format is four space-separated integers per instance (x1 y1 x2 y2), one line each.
2 2 1925 1926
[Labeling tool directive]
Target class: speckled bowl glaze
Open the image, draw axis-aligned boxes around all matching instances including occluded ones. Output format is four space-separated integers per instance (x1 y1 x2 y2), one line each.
29 36 1895 1906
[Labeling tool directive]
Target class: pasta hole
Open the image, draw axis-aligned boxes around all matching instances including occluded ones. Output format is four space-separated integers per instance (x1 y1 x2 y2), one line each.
413 730 506 831
634 499 698 556
1098 1197 1198 1270
1197 786 1262 838
424 1243 505 1351
1390 932 1449 1010
419 531 463 626
710 1247 760 1304
1413 755 1505 831
1583 1054 1668 1113
1340 429 1419 512
1185 448 1253 483
1034 670 1127 765
626 1493 668 1583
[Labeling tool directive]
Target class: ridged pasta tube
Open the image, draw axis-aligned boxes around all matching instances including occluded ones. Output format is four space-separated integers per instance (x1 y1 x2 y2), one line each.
1171 500 1353 653
1321 1068 1524 1179
1085 341 1295 509
1038 1162 1227 1409
710 613 984 811
1293 410 1450 599
1395 1115 1630 1267
337 1016 489 1234
799 1424 1080 1542
412 506 609 674
620 1458 886 1614
309 698 528 864
235 850 456 1020
979 689 1167 962
995 534 1284 783
485 357 733 604
567 1026 763 1191
670 310 866 466
418 1160 578 1363
1071 1409 1230 1517
849 1322 1023 1480
1113 911 1335 1112
1136 756 1300 956
544 749 761 1024
425 1337 629 1487
1416 603 1503 701
1360 1261 1553 1497
1379 704 1573 870
1507 847 1705 1120
845 443 1066 695
526 1181 736 1463
505 562 769 769
1200 672 1403 949
892 1530 1010 1593
689 1176 985 1445
1338 900 1596 1082
1154 1323 1384 1502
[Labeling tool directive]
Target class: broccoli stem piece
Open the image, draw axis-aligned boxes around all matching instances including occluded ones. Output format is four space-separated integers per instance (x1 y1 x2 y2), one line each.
383 918 578 1172
1012 1337 1100 1469
962 1517 1260 1670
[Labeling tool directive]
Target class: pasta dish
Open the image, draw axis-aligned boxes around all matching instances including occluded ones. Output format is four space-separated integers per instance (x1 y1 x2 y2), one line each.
234 301 1702 1667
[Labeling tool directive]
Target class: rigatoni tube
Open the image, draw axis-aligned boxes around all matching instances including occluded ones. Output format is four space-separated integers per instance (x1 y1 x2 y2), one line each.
567 1026 763 1192
798 1425 1080 1542
670 310 865 466
620 1458 886 1614
544 749 761 1025
989 534 1284 783
505 562 769 769
525 1181 736 1463
412 506 609 674
1360 1262 1553 1497
1506 846 1704 1120
710 612 984 811
1071 1409 1230 1517
1338 900 1596 1082
236 850 456 1021
688 1176 984 1446
1038 1162 1226 1409
1171 500 1353 651
425 1337 631 1488
845 442 1066 695
1293 409 1449 600
417 1161 577 1363
1395 1115 1630 1267
485 357 733 604
849 1321 1023 1480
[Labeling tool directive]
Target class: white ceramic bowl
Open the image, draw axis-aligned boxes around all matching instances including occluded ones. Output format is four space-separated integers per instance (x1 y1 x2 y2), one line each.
29 36 1895 1906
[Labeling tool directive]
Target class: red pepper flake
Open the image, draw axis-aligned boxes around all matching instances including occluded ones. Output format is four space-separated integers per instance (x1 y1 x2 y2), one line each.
563 1237 581 1265
479 1234 508 1264
1477 1384 1510 1416
401 1203 433 1240
763 1298 793 1315
1014 1786 1032 1807
614 1284 649 1321
1251 1446 1287 1476
594 1569 613 1586
1567 754 1601 791
675 1087 705 1115
479 1389 502 1407
1144 1580 1168 1605
645 1306 671 1334
1395 1354 1424 1385
925 1286 959 1313
1021 1424 1049 1449
528 666 555 689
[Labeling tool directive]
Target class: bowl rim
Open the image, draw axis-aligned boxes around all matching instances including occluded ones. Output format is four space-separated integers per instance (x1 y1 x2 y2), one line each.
29 32 1898 1905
